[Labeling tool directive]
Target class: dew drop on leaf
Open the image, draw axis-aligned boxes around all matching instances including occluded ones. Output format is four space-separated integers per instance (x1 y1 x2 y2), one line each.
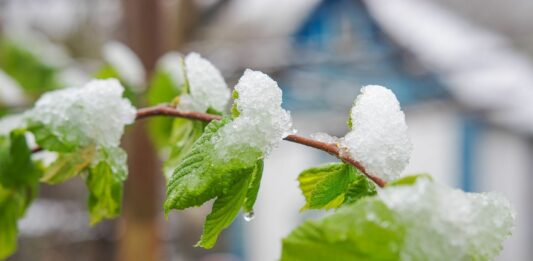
243 210 255 222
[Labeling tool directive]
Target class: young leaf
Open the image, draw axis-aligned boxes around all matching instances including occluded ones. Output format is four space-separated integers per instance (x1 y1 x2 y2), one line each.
0 130 40 259
41 145 96 184
163 119 205 179
27 122 76 152
281 198 405 261
164 118 232 211
164 118 264 248
196 174 251 248
0 130 42 188
284 178 515 261
243 160 264 213
86 147 128 225
0 186 28 260
298 163 375 211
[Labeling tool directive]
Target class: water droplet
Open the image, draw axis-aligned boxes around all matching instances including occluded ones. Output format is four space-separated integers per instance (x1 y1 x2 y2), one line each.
243 211 255 222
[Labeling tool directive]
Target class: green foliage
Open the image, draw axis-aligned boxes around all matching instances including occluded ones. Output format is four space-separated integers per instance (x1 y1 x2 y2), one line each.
0 130 42 188
40 145 96 184
0 185 33 260
298 163 375 211
27 122 77 152
0 130 41 259
281 197 405 261
86 147 128 224
164 118 264 248
163 119 205 179
0 39 59 96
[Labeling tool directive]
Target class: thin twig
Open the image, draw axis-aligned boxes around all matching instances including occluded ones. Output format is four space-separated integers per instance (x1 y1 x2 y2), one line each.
31 105 386 187
136 105 386 187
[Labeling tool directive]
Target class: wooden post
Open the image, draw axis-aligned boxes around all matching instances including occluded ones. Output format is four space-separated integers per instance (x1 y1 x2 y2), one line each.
118 0 162 260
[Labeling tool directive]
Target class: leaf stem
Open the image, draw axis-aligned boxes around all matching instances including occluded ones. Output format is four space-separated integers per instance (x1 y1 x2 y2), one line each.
33 105 386 187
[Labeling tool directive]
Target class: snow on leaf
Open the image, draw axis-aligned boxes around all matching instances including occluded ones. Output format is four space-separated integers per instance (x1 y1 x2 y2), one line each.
341 85 412 182
184 52 230 112
26 79 136 150
164 118 264 248
213 69 293 164
282 177 515 261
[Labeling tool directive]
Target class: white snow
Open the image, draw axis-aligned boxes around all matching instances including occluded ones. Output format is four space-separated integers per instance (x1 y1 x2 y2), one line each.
341 85 412 182
176 94 208 112
310 132 338 145
184 52 230 112
213 69 293 161
26 79 136 149
0 70 27 107
158 51 185 88
103 41 146 91
378 178 515 260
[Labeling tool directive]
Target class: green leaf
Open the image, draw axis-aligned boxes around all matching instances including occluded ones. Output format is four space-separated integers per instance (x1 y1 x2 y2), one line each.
0 183 37 259
0 130 40 259
298 163 375 211
164 117 265 248
197 175 251 248
27 122 76 152
41 145 96 184
0 130 42 188
281 198 405 261
243 160 264 213
343 172 377 206
164 118 231 211
163 119 205 179
387 173 433 187
231 90 240 118
86 147 128 225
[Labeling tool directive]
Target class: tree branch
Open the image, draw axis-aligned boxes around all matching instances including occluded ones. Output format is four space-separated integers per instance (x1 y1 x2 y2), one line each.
32 105 386 187
136 105 386 187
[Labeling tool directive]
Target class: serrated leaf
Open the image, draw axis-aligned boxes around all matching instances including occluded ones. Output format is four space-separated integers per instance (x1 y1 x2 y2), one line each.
163 119 205 179
197 175 251 248
41 145 96 184
343 172 377 206
281 198 405 261
86 147 128 225
164 118 232 212
243 160 263 213
0 130 42 188
298 163 374 211
164 117 265 248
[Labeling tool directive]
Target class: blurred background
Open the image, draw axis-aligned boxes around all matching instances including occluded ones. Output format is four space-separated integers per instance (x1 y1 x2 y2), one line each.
0 0 532 260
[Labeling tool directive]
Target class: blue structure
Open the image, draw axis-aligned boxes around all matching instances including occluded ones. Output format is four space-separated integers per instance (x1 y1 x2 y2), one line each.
281 0 474 191
281 0 448 112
